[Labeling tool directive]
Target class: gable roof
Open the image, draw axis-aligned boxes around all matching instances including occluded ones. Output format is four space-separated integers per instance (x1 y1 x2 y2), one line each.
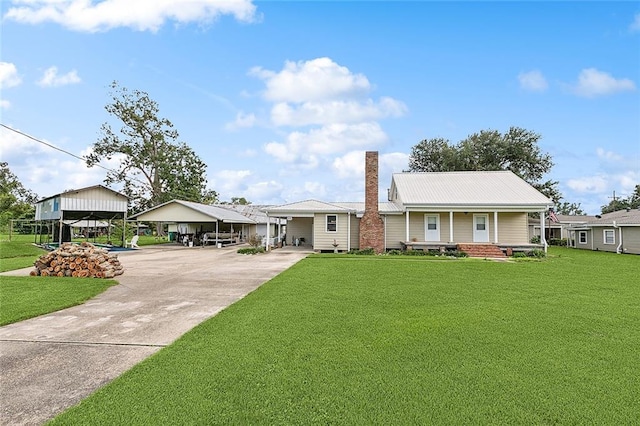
215 204 281 224
37 184 128 203
391 171 552 208
528 214 597 226
130 200 255 223
586 209 640 226
263 200 355 214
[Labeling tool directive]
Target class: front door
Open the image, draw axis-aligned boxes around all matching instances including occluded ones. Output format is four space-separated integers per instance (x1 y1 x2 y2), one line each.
473 214 489 242
425 214 440 241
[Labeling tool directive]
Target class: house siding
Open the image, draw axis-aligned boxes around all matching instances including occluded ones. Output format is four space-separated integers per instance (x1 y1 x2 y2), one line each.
591 227 618 252
138 204 217 222
453 213 475 242
497 213 528 244
313 213 350 251
622 227 640 254
384 215 405 249
349 215 360 250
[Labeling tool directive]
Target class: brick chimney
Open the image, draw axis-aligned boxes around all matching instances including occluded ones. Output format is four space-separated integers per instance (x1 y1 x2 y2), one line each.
359 151 385 253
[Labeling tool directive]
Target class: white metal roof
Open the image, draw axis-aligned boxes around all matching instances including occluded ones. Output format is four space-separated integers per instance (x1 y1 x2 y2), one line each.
333 202 404 214
131 200 255 223
391 171 552 208
263 200 354 214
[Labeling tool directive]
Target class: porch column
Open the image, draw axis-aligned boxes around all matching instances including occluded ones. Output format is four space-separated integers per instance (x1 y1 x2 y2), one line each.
265 213 270 251
215 221 219 246
493 211 499 244
405 211 410 241
277 218 282 244
347 212 351 251
449 211 454 243
540 212 547 253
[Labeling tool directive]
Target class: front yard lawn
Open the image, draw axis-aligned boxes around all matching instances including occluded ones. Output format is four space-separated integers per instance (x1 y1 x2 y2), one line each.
0 277 118 326
51 247 639 424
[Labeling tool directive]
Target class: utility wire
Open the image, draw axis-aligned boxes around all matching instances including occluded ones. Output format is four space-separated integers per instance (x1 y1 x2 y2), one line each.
0 123 113 173
0 122 212 203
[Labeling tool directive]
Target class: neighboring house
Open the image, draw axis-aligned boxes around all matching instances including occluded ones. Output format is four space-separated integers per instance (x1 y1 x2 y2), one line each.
264 152 553 254
528 214 596 243
34 185 129 244
130 200 255 245
568 208 640 254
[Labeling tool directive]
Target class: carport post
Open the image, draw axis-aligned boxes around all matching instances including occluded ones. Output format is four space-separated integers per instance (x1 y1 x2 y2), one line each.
266 213 270 251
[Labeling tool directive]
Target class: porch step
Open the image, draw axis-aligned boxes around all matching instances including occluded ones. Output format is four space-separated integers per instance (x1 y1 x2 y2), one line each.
457 244 506 258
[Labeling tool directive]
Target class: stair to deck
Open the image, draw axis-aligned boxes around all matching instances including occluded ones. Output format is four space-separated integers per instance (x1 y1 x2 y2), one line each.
457 243 506 258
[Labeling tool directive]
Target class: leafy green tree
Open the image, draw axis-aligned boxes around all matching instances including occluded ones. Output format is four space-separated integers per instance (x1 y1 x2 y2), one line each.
86 82 212 213
0 162 38 231
601 185 640 213
220 197 251 205
408 127 560 201
555 200 585 215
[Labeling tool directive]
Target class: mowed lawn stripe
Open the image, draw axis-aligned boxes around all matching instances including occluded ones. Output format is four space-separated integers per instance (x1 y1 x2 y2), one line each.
51 248 639 424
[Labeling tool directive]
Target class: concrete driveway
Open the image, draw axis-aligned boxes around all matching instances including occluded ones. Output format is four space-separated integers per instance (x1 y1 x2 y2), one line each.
0 244 310 425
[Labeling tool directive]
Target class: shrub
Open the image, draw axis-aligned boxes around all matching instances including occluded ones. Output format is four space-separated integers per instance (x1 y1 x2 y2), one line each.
386 250 403 256
447 250 468 258
247 234 263 248
549 238 567 246
512 252 527 258
348 248 376 255
530 235 541 244
237 247 265 255
528 249 546 258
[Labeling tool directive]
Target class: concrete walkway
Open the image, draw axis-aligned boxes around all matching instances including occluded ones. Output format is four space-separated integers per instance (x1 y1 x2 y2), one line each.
0 244 310 425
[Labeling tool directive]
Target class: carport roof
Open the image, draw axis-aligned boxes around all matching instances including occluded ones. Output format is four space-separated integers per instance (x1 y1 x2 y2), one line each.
262 200 355 215
130 200 256 223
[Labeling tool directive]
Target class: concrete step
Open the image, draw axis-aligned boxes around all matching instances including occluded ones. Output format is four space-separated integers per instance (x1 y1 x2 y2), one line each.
457 244 506 258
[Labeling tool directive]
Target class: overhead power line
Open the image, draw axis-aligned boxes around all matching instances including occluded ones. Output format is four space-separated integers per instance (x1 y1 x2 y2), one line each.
0 123 113 173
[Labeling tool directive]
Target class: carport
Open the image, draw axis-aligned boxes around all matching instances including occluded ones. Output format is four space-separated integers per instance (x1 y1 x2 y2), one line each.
130 199 255 246
34 185 129 246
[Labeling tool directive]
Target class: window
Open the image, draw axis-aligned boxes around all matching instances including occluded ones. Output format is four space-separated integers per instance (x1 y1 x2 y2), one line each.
578 231 587 244
603 229 615 245
326 215 337 232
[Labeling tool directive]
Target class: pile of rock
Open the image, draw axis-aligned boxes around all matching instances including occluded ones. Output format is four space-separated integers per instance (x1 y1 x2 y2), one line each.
31 242 124 278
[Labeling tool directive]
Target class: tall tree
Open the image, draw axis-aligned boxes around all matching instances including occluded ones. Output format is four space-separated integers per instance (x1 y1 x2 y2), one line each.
86 82 210 212
600 185 640 213
408 127 560 201
555 200 585 216
0 162 39 230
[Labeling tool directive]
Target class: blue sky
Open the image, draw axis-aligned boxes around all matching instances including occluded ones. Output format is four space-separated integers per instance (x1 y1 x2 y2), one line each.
1 1 638 214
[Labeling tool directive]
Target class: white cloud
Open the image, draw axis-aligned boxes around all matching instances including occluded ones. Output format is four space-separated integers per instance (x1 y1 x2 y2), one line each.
37 66 81 87
243 180 284 203
3 0 258 32
264 122 388 166
332 151 366 179
566 175 609 193
271 97 407 127
0 100 10 109
0 125 48 160
250 57 371 103
380 152 409 174
0 62 22 89
630 13 640 32
569 68 636 97
596 147 624 163
332 150 409 180
518 70 548 92
210 169 252 195
225 111 256 131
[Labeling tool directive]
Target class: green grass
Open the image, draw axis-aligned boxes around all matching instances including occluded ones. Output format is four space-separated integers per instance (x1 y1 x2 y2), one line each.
0 235 48 272
51 248 639 424
0 276 118 326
